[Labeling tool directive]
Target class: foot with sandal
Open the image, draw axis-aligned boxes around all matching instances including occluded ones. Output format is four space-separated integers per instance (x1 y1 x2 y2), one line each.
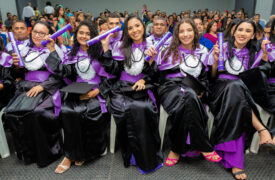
232 167 246 180
165 150 222 167
258 129 275 153
55 157 72 174
55 157 85 174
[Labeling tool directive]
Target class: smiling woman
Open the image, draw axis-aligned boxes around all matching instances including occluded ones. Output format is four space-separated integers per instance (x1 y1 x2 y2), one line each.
99 14 163 174
3 21 65 168
44 20 113 174
206 19 275 180
156 18 221 167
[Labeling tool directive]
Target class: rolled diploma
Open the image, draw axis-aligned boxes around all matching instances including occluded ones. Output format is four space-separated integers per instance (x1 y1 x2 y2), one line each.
218 32 224 71
263 36 272 53
40 23 72 46
87 26 121 46
8 32 24 67
144 32 172 61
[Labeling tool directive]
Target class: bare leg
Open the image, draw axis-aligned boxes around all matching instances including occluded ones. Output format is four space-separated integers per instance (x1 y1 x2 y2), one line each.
251 110 273 144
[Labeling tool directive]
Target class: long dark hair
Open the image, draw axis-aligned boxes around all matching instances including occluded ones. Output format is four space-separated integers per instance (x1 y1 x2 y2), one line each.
228 19 257 68
206 20 217 33
163 18 199 64
120 14 146 68
54 5 64 18
29 21 54 47
270 18 275 44
223 18 241 41
0 37 6 55
70 20 102 60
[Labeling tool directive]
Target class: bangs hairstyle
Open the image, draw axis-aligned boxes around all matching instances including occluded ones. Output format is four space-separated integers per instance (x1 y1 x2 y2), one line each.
120 13 145 68
29 21 54 47
70 20 102 60
228 19 257 68
163 18 199 64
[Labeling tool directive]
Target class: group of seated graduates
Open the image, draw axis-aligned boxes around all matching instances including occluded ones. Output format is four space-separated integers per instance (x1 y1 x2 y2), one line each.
0 9 275 180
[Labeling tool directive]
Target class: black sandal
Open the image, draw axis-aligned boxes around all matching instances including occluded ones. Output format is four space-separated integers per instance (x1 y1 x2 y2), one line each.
232 170 246 180
258 129 275 153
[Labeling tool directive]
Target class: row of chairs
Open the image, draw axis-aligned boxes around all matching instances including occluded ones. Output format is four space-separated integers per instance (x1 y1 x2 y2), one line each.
0 104 273 159
110 105 274 154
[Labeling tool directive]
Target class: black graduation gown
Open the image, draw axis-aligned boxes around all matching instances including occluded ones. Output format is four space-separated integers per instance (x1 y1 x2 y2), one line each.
46 50 111 162
100 50 163 172
157 64 213 154
3 51 63 167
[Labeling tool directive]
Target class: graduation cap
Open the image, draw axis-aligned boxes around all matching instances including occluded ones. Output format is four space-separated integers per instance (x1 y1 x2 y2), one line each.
181 73 207 95
60 82 96 94
239 68 268 98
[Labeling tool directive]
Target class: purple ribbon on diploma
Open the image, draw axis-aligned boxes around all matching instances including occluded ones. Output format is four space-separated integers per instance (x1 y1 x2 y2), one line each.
87 26 121 46
263 36 272 53
218 32 224 71
8 32 24 67
40 23 72 46
144 32 172 61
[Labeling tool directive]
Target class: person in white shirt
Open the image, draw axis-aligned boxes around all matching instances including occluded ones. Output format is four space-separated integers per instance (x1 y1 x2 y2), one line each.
44 1 54 18
6 20 29 53
22 3 35 27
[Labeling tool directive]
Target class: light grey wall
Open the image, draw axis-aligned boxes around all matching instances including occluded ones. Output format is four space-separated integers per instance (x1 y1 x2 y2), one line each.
255 0 274 21
37 0 235 17
0 0 18 21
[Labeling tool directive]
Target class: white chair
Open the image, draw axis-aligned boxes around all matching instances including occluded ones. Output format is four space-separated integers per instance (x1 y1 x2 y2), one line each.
110 105 169 153
110 115 116 153
206 106 215 138
0 108 10 158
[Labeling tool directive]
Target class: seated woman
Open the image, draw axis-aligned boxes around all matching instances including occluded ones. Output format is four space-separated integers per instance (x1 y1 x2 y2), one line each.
100 14 163 174
203 21 218 47
3 21 65 167
156 18 221 166
45 20 112 174
0 37 14 111
256 19 275 146
206 19 275 180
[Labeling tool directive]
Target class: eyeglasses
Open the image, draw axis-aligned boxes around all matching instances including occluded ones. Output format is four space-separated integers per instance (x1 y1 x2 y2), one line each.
32 30 47 37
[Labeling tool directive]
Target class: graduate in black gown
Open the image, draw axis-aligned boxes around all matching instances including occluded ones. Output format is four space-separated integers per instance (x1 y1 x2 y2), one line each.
107 13 122 50
100 14 163 174
206 20 275 179
3 21 65 167
257 19 275 145
45 20 112 174
156 18 222 166
0 37 14 111
6 20 30 54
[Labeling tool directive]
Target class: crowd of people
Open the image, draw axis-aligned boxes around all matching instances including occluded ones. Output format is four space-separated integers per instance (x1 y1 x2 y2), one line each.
0 1 275 180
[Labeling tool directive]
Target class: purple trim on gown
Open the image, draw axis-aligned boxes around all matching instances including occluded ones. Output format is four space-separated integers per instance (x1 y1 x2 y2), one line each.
130 154 163 174
181 132 200 158
214 133 245 169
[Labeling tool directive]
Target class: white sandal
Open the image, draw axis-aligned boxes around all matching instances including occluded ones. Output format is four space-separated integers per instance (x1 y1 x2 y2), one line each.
55 158 71 174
